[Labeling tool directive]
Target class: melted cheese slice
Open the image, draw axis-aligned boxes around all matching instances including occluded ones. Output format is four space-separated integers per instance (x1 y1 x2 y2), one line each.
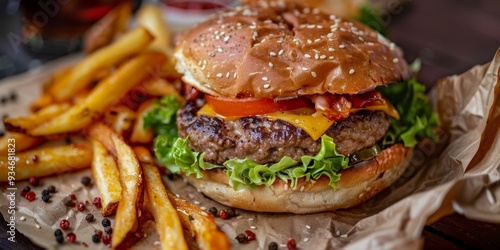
198 101 399 141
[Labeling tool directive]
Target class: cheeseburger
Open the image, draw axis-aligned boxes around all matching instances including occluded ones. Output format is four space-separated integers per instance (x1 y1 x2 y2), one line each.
154 1 439 213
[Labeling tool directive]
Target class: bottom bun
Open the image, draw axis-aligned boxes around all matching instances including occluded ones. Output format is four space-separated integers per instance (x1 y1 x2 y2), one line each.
186 143 413 214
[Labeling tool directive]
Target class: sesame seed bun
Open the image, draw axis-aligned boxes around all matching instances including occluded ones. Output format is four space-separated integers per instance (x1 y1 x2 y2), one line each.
185 143 413 214
174 1 411 99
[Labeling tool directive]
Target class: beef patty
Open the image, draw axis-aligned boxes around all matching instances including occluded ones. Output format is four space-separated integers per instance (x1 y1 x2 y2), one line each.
177 98 390 165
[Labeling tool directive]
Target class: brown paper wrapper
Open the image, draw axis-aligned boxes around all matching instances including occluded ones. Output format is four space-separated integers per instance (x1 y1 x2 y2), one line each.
1 48 499 249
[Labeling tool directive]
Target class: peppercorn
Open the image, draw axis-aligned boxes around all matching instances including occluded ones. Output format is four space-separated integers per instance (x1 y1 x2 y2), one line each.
102 234 112 245
226 207 236 218
287 238 296 250
29 176 39 186
219 209 228 219
42 193 50 203
102 218 111 227
69 194 76 200
91 234 100 243
207 207 218 216
54 229 63 237
236 233 248 243
20 186 30 197
85 213 95 222
63 196 74 207
104 226 112 235
55 234 64 243
95 230 103 239
25 191 36 201
47 185 56 193
66 232 76 243
81 176 91 186
93 197 102 208
60 219 70 230
77 202 85 211
41 189 50 196
269 242 278 250
245 230 256 241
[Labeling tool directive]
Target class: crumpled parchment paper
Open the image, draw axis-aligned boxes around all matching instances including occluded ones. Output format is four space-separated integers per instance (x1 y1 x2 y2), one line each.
0 48 499 250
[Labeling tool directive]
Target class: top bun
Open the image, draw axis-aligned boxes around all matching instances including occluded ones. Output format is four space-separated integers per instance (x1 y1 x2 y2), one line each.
175 1 411 99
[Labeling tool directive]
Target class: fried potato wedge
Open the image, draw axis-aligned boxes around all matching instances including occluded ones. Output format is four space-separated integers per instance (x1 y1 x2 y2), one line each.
91 139 122 216
144 164 188 250
133 146 155 164
29 52 166 136
0 139 91 181
0 133 44 155
88 123 143 249
49 27 154 102
4 102 71 133
130 99 155 144
167 192 230 250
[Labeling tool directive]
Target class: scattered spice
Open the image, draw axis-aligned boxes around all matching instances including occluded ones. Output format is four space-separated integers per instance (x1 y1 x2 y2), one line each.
47 185 56 193
188 215 194 221
104 226 113 235
85 213 95 222
63 197 74 207
82 242 88 248
102 234 112 245
69 194 76 200
91 234 100 243
55 234 64 243
54 229 63 237
207 207 218 216
77 202 85 211
219 209 228 219
287 238 297 250
29 176 39 186
41 189 49 196
102 218 111 227
42 194 50 203
20 186 30 197
235 233 247 243
20 216 26 221
226 207 236 218
245 230 256 241
66 232 76 243
81 176 91 186
31 155 39 163
95 230 103 239
269 242 278 250
93 197 102 208
25 191 36 201
60 219 70 230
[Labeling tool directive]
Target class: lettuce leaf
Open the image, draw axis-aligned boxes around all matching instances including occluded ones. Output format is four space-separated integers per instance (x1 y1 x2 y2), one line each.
143 95 180 139
154 134 349 190
377 78 440 147
355 5 388 37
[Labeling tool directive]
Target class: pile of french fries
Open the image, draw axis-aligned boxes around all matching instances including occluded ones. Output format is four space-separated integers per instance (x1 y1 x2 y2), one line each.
0 3 229 249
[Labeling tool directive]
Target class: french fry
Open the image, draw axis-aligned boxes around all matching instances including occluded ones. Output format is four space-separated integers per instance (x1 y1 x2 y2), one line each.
4 102 71 133
49 27 154 102
136 3 172 56
91 139 122 216
133 146 155 164
130 99 155 144
0 139 91 181
0 133 44 155
143 163 188 250
142 77 182 99
167 192 230 250
88 123 143 249
104 105 136 139
29 52 166 136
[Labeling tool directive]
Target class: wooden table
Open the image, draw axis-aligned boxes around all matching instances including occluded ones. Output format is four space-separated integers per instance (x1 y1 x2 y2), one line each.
388 0 500 248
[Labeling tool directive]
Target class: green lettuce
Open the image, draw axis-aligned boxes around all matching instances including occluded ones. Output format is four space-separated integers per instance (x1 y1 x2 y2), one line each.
143 95 180 139
377 78 440 147
154 134 349 190
355 5 388 37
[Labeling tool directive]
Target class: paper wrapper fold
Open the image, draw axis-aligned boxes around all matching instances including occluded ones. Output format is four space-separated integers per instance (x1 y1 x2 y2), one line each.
1 48 500 249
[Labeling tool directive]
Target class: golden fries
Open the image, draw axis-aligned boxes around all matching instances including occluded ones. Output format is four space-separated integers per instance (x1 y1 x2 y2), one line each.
167 192 230 250
88 123 143 249
0 139 92 181
137 3 172 56
130 99 155 144
104 105 136 139
4 102 71 133
144 164 188 250
0 133 43 155
91 139 122 216
49 27 154 102
28 52 166 136
133 146 155 164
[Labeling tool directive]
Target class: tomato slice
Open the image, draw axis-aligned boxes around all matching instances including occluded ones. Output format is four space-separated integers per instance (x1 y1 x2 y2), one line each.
205 95 313 117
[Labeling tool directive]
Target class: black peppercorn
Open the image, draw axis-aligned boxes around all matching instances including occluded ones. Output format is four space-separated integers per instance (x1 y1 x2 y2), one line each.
92 234 100 243
81 176 91 186
236 233 248 243
54 229 63 237
42 194 50 202
102 218 111 227
268 242 278 250
207 207 218 216
226 207 236 218
47 185 56 193
85 213 95 222
62 196 74 207
55 234 64 243
104 226 112 235
41 189 50 196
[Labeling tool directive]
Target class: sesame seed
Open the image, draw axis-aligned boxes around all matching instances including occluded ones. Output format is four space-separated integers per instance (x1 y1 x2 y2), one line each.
349 69 355 74
327 33 334 38
35 224 41 229
340 234 348 238
317 25 323 29
226 72 230 78
303 238 310 242
270 52 277 56
315 54 319 59
302 67 309 71
314 38 320 42
250 226 257 229
307 24 315 29
248 217 255 221
201 64 206 70
20 216 26 221
209 52 215 57
262 76 269 81
269 62 274 67
217 47 223 52
329 56 334 59
215 35 220 40
216 73 223 78
223 36 230 42
328 47 335 52
320 55 327 59
339 44 346 49
154 241 161 245
392 58 399 63
311 72 317 77
278 49 284 55
358 36 364 41
389 43 395 50
304 54 311 58
286 67 292 70
307 39 312 44
194 200 200 205
306 225 311 229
